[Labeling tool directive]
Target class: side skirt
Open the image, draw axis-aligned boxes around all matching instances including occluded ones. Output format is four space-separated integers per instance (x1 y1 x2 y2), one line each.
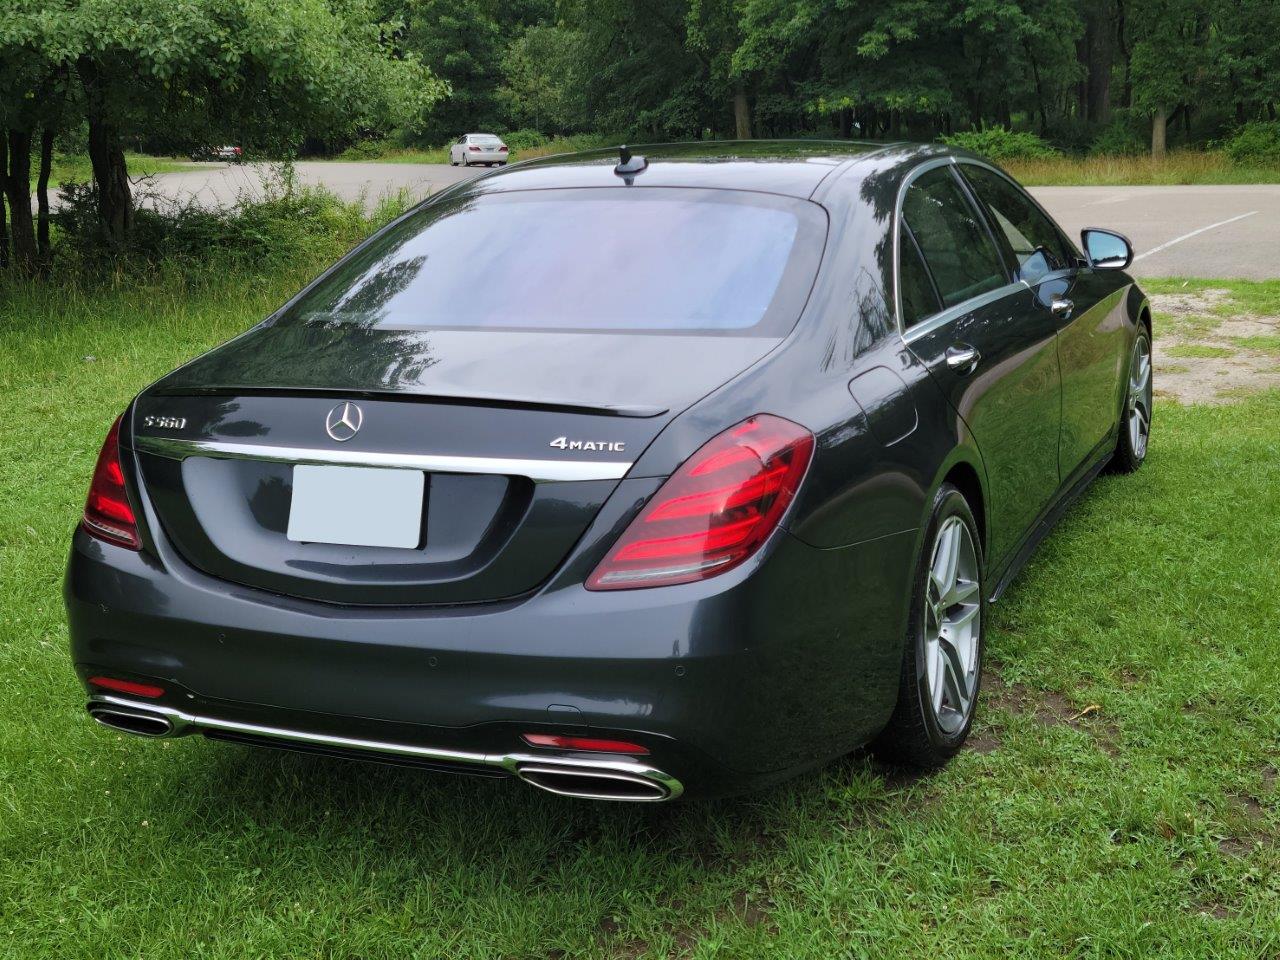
987 444 1113 603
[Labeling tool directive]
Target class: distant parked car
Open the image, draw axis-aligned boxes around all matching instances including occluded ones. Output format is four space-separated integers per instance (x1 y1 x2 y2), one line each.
190 145 244 163
449 133 509 167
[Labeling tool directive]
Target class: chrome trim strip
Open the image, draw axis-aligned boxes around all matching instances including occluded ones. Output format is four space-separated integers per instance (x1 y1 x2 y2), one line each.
132 435 632 483
900 281 1029 344
88 695 683 800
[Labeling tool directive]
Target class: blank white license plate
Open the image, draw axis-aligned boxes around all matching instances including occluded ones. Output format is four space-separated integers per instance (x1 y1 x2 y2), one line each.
287 465 424 549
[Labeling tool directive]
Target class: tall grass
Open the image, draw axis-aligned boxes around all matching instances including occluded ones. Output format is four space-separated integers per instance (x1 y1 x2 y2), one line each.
1005 150 1280 185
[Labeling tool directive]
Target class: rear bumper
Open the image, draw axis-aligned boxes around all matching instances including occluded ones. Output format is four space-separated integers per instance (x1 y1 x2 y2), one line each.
65 520 915 797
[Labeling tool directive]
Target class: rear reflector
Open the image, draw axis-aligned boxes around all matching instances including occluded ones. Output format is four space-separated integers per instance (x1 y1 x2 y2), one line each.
81 415 141 550
522 734 650 755
586 414 814 590
88 676 165 699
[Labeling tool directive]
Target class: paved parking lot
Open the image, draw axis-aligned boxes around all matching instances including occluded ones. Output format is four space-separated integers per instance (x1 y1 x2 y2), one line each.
141 162 1280 279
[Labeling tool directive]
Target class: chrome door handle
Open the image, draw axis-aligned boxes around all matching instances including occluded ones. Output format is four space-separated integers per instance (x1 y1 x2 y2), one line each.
1050 297 1074 318
945 343 981 373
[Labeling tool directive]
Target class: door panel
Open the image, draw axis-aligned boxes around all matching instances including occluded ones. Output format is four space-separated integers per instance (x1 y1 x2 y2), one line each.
1038 272 1129 474
898 164 1062 569
907 287 1061 567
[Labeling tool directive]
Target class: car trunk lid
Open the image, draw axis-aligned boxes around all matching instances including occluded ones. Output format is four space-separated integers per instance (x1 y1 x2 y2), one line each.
130 329 782 606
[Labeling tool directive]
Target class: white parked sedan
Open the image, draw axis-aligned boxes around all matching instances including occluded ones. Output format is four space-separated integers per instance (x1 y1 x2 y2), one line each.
449 133 510 167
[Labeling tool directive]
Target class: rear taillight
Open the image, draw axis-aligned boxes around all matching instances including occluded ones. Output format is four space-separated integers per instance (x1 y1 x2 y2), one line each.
587 415 814 590
81 415 141 550
468 145 481 152
234 147 243 155
499 145 509 152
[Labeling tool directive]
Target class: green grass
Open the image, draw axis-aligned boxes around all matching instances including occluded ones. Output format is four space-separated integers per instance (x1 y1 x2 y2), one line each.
1165 344 1236 359
36 152 192 190
333 134 614 166
1232 335 1280 354
1006 151 1280 186
2 265 1280 958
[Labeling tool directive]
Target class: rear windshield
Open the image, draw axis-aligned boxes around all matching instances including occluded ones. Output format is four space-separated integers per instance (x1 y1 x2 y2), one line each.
277 188 827 336
471 135 502 143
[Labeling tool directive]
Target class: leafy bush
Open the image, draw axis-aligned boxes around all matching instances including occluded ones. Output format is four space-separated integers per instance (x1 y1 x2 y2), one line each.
1089 118 1147 156
50 164 412 280
941 127 1060 161
1219 122 1280 164
500 129 550 152
337 138 398 160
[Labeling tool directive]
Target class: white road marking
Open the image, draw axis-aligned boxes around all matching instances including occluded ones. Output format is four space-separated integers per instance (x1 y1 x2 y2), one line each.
1133 211 1259 262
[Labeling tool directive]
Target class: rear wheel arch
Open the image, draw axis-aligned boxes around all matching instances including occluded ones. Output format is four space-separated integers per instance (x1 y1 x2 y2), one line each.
941 461 986 558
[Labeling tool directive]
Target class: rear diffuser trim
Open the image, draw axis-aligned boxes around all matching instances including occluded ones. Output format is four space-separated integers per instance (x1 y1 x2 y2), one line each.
87 694 683 801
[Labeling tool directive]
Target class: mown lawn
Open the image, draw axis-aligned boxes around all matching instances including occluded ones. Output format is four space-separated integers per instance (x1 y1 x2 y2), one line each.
1 268 1278 959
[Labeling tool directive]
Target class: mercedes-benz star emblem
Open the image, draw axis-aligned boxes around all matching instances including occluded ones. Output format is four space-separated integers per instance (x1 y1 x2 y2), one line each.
325 402 363 442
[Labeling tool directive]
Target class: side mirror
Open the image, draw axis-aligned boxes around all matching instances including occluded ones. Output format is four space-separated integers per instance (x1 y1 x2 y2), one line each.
1081 228 1134 270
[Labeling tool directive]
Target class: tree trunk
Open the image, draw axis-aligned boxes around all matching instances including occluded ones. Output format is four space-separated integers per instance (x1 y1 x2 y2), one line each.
86 113 132 242
0 134 8 270
733 81 752 140
2 130 37 271
838 107 852 139
1151 108 1168 157
1085 2 1114 125
36 126 53 262
81 59 133 242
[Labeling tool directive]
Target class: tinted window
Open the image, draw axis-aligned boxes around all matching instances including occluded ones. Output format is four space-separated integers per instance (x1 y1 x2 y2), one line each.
278 189 826 336
898 224 941 328
961 164 1072 283
902 168 1006 308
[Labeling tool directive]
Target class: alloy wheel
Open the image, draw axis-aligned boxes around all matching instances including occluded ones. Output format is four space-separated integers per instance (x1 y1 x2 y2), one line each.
923 517 981 733
1127 335 1152 462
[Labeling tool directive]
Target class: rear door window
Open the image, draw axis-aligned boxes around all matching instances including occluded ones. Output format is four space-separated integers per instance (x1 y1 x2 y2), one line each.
901 167 1007 308
959 164 1073 284
898 223 942 328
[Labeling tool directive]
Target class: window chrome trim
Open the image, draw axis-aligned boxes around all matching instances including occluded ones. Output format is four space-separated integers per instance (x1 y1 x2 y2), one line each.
132 435 631 483
900 281 1029 344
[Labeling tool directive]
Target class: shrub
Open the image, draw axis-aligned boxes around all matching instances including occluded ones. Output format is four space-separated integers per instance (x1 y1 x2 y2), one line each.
1089 118 1147 156
50 163 412 281
500 129 550 152
337 138 398 160
1219 122 1280 164
941 127 1060 161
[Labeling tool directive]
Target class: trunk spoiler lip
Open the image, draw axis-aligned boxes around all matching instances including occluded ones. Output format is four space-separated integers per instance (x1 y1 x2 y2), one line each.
143 385 669 420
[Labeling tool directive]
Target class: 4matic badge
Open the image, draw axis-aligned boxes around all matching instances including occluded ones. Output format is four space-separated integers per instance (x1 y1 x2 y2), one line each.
549 436 626 453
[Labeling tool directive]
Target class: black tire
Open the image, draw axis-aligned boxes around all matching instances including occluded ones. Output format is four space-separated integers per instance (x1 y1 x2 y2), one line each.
873 483 985 769
1110 326 1152 474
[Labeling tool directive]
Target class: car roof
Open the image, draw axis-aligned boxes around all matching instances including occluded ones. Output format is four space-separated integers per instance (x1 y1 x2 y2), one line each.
461 140 953 200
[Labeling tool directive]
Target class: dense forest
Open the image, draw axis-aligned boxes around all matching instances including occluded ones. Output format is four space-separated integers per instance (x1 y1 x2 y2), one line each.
3 0 1280 270
384 0 1280 156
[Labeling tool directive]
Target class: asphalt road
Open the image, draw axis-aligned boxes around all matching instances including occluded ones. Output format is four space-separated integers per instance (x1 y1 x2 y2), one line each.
142 162 1280 279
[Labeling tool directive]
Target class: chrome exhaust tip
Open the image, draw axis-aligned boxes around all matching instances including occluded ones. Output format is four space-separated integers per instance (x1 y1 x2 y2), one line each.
515 762 678 802
88 704 175 739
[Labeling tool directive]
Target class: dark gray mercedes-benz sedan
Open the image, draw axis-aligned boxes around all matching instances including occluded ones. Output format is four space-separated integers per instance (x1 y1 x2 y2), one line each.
66 141 1152 801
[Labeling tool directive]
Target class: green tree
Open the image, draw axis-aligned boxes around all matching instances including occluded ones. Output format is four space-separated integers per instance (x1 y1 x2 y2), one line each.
0 0 442 260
